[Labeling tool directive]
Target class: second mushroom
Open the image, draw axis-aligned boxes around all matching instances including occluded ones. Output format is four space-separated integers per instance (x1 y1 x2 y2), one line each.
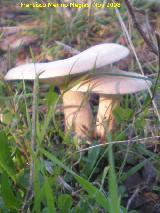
71 70 152 140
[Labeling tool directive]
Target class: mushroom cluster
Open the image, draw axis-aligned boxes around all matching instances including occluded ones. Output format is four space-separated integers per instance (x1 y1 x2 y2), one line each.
5 43 151 141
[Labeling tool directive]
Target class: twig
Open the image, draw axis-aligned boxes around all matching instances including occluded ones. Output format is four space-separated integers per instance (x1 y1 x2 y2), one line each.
85 0 92 38
112 0 160 121
152 32 160 99
55 40 79 55
77 136 160 152
124 0 159 55
57 176 73 192
0 25 44 36
127 187 140 210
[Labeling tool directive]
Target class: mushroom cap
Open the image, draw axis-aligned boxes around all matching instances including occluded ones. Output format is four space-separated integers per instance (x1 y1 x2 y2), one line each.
5 43 129 82
70 71 152 95
5 63 45 80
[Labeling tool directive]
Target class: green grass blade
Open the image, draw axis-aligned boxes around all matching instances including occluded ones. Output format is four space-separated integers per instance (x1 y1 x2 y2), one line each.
108 143 120 213
40 147 110 211
0 131 16 182
44 176 56 213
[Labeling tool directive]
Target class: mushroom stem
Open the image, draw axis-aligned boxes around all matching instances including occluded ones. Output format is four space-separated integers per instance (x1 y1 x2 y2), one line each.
0 107 3 122
96 95 121 140
62 90 93 138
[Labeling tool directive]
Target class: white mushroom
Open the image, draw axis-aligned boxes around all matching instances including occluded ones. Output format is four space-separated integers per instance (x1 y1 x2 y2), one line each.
5 43 129 80
5 43 129 139
70 70 152 140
